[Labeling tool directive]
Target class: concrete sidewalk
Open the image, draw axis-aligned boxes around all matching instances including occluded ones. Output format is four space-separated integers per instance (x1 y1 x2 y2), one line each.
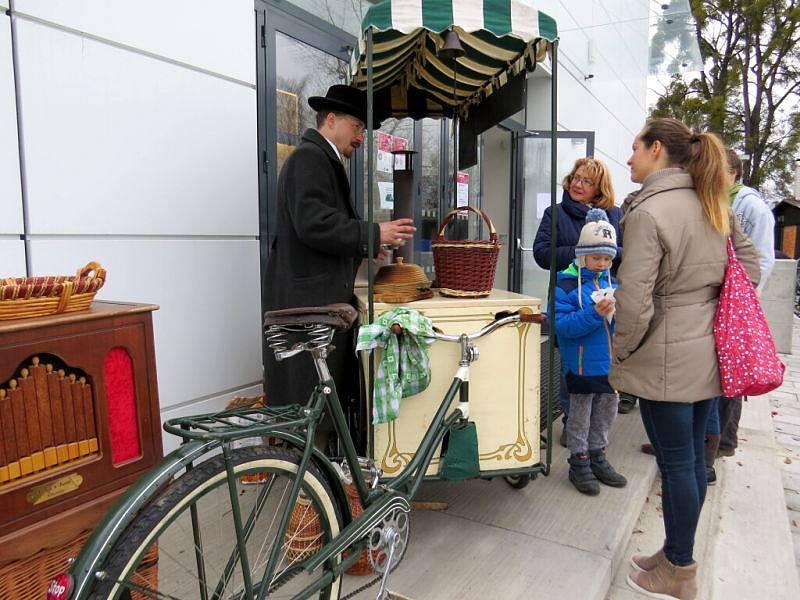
342 323 800 600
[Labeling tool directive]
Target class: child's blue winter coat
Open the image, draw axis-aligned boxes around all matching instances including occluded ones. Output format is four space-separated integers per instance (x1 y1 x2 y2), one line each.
554 262 617 394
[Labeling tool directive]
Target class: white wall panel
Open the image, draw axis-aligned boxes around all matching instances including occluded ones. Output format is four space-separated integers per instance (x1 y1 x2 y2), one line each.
0 239 26 276
0 14 23 235
16 19 258 236
14 0 255 84
29 238 263 409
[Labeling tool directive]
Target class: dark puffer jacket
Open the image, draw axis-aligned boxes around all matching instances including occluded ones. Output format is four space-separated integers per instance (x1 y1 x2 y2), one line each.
533 191 623 273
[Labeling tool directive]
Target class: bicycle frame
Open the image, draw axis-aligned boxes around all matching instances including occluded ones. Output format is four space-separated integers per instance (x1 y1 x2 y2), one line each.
62 312 539 599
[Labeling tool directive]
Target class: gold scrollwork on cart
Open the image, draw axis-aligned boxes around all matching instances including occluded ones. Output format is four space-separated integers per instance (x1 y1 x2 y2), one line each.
378 319 537 475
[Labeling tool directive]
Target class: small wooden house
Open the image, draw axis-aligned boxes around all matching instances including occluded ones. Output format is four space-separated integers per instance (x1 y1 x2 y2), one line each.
774 198 800 259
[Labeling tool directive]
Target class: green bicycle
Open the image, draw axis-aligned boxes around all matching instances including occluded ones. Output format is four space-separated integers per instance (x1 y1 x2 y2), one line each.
48 302 542 600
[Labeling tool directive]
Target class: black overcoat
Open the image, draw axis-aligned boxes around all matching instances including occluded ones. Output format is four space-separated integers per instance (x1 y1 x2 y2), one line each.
264 129 379 420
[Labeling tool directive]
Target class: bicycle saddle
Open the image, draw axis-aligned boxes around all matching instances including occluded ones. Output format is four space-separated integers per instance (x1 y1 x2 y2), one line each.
263 303 358 331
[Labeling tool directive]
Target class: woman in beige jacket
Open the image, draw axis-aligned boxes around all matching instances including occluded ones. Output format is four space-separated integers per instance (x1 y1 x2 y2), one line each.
610 118 759 600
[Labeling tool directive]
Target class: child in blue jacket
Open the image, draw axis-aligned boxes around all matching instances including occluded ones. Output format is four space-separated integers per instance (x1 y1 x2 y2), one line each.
555 209 626 495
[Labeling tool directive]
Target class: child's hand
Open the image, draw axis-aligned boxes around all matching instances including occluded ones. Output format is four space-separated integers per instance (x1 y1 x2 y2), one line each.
595 298 614 318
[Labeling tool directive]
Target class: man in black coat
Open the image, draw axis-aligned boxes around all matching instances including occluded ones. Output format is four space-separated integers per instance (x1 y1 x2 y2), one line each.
264 85 414 444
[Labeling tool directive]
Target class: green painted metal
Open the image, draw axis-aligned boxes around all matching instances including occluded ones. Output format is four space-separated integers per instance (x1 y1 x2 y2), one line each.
213 474 277 598
185 459 210 600
545 40 559 477
222 442 256 600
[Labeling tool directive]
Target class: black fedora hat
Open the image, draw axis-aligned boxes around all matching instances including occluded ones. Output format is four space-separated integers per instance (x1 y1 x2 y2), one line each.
308 84 382 129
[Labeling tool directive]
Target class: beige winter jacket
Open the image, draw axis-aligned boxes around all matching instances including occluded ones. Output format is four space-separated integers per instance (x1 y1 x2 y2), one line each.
609 168 760 403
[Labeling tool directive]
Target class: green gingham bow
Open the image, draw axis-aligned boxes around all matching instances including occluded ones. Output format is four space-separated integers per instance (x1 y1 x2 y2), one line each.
356 307 436 424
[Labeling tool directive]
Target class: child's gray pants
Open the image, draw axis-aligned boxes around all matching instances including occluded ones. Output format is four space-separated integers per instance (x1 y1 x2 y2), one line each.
566 392 619 455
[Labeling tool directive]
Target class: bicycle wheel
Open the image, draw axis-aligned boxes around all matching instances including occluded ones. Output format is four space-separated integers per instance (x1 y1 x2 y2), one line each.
89 446 343 600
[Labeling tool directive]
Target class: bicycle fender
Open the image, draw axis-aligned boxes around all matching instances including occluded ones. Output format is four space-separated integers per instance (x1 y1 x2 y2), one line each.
267 431 354 525
67 439 218 599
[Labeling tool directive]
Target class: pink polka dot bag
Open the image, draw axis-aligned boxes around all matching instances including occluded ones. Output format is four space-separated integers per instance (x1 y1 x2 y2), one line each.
714 238 785 396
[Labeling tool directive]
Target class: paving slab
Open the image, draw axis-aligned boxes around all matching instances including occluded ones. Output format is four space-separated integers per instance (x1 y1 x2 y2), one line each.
343 509 612 600
340 411 655 600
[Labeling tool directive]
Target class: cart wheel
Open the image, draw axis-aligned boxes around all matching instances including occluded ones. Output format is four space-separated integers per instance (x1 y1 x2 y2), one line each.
504 474 535 489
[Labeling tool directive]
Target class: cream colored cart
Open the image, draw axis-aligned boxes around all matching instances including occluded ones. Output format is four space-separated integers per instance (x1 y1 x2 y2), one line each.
355 288 542 482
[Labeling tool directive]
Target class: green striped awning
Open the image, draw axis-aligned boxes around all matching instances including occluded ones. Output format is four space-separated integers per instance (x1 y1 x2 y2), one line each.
349 0 558 120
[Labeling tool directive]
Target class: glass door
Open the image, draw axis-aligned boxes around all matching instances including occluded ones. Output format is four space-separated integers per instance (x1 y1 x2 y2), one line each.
510 131 595 301
256 3 355 311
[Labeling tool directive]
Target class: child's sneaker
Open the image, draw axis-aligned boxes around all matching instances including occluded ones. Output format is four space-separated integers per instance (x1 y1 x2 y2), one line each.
568 453 600 495
589 450 627 487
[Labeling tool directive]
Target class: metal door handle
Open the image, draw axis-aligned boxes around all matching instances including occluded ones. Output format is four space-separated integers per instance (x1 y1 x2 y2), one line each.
516 238 533 252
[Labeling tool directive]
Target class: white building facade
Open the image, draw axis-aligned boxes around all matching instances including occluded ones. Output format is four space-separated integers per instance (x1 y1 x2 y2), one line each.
0 0 649 450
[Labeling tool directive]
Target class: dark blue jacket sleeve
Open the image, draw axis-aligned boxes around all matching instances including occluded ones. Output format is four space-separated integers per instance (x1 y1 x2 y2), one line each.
533 207 576 271
554 285 605 339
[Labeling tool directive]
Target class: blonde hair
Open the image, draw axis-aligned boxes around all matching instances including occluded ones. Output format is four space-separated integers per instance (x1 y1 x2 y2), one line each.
562 157 615 210
639 118 730 235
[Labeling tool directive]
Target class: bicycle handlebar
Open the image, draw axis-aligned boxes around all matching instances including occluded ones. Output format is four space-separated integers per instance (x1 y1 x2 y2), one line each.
390 310 544 343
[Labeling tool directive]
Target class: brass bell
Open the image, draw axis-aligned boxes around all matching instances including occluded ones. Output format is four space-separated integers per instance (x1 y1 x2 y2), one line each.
438 29 465 61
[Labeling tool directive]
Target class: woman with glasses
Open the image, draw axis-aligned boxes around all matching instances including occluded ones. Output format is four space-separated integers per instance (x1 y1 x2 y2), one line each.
533 157 624 442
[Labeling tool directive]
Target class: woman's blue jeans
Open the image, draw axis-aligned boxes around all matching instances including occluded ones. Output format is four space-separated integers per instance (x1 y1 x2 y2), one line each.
639 398 715 566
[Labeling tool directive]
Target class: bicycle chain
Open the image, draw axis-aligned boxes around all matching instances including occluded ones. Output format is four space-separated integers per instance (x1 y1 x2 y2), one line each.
341 574 383 599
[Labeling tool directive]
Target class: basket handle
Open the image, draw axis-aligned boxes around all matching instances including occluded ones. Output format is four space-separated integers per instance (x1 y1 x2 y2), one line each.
56 280 74 313
435 206 498 243
76 262 106 282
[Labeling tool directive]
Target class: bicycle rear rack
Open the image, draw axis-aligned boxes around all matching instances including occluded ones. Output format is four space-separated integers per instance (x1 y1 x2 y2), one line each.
163 404 312 442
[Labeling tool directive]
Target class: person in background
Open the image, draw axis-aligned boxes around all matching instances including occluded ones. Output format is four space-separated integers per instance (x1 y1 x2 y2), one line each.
533 158 624 447
264 84 415 451
611 118 759 600
554 208 626 496
716 148 776 461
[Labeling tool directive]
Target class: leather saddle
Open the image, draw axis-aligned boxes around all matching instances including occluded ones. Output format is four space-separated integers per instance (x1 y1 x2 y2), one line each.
264 303 358 331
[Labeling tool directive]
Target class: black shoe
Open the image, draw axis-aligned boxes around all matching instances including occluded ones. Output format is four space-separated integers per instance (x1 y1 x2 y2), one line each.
568 453 600 495
618 393 638 414
589 450 628 488
559 427 568 448
706 465 717 486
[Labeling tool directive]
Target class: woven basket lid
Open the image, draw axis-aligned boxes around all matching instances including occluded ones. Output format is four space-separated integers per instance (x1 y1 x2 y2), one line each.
374 257 432 303
374 257 430 287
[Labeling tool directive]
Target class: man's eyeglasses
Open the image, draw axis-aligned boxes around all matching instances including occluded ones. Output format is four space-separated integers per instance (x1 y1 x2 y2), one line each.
341 116 366 136
571 176 596 187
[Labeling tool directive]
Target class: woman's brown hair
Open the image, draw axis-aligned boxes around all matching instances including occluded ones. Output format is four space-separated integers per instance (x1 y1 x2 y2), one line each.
562 157 616 210
639 118 729 235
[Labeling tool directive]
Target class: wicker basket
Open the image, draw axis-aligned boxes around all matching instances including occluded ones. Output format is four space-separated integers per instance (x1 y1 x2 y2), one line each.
0 262 106 321
0 529 157 599
432 206 499 298
284 484 375 575
341 483 374 576
285 495 325 562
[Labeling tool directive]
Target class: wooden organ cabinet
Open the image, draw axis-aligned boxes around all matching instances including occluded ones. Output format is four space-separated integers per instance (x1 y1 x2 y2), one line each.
0 301 163 589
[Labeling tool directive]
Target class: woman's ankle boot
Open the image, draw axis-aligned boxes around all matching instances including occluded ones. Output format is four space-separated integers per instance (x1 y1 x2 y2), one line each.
631 547 665 572
627 557 698 600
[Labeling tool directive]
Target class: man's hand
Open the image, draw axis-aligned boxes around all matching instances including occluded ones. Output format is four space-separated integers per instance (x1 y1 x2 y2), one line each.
379 218 416 247
594 298 615 318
